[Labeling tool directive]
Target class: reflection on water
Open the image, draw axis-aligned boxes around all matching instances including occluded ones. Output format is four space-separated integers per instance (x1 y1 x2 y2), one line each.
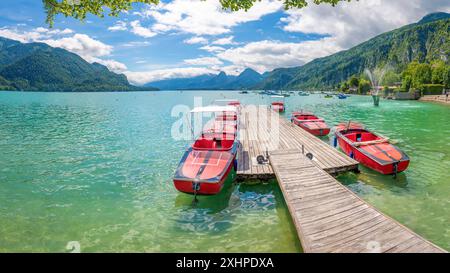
0 91 448 252
173 174 287 238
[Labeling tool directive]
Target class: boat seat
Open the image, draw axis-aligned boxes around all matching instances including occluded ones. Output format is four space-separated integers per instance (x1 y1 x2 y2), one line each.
354 139 390 147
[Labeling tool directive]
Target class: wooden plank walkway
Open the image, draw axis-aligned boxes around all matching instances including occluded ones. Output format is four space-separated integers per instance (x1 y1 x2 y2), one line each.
270 149 446 253
236 105 358 179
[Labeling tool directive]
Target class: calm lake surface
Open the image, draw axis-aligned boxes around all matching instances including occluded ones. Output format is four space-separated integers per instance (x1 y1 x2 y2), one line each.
0 91 449 252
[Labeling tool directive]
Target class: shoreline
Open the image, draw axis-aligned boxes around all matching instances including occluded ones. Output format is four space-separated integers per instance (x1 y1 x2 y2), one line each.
419 95 450 105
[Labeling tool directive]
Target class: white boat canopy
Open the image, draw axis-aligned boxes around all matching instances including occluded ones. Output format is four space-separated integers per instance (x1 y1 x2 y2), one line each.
190 105 237 113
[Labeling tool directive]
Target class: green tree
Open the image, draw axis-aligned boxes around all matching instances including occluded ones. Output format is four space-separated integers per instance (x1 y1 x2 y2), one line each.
339 81 349 92
381 70 400 86
43 0 351 26
402 61 417 91
431 60 446 84
402 75 412 91
401 61 432 91
358 79 371 95
413 63 432 88
348 76 359 88
444 66 450 88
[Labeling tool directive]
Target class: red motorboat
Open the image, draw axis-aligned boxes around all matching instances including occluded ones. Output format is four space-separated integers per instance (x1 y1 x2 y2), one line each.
291 111 330 136
173 106 239 195
335 123 410 175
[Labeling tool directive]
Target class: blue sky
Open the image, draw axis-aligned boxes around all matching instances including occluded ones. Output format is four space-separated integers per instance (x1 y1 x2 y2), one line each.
0 0 449 85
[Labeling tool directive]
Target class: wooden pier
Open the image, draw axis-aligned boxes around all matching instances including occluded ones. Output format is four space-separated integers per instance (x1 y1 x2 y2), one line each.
236 105 446 253
236 105 359 179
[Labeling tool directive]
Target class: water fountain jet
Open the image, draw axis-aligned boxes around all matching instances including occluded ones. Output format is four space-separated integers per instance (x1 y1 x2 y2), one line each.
365 66 390 106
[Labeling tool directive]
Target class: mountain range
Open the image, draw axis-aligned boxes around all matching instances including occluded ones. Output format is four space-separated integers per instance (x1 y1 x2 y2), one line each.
145 68 265 90
145 12 450 90
0 37 157 91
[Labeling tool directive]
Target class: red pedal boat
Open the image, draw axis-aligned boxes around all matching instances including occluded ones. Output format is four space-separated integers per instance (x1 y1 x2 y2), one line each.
205 121 237 136
227 100 241 107
270 95 285 113
173 106 239 195
215 112 238 129
213 99 241 111
335 123 410 175
173 132 238 195
271 102 285 112
291 111 330 136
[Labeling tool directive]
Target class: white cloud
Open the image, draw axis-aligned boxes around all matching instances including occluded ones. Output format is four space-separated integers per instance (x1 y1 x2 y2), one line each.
32 27 74 35
134 0 282 36
130 20 157 38
0 28 31 42
91 58 128 73
0 27 125 73
35 27 48 33
120 41 151 47
184 57 223 66
281 0 450 49
212 36 237 45
0 26 75 42
60 28 74 35
217 38 342 73
41 34 129 72
183 36 208 44
108 21 128 31
199 45 225 53
125 67 217 85
42 33 112 59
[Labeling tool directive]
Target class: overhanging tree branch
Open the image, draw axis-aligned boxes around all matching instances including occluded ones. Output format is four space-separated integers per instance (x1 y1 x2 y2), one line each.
42 0 352 27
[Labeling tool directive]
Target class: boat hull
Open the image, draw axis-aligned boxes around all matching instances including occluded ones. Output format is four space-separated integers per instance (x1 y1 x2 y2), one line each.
274 107 285 113
173 144 237 195
301 125 330 136
173 162 233 195
335 130 410 175
293 120 330 136
272 105 285 112
291 113 330 136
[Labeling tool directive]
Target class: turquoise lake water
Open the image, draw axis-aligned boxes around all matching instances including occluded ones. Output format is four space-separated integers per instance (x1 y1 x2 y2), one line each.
0 91 449 252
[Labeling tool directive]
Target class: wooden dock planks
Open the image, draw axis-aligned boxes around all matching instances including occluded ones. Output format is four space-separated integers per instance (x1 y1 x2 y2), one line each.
269 149 446 253
236 105 358 179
